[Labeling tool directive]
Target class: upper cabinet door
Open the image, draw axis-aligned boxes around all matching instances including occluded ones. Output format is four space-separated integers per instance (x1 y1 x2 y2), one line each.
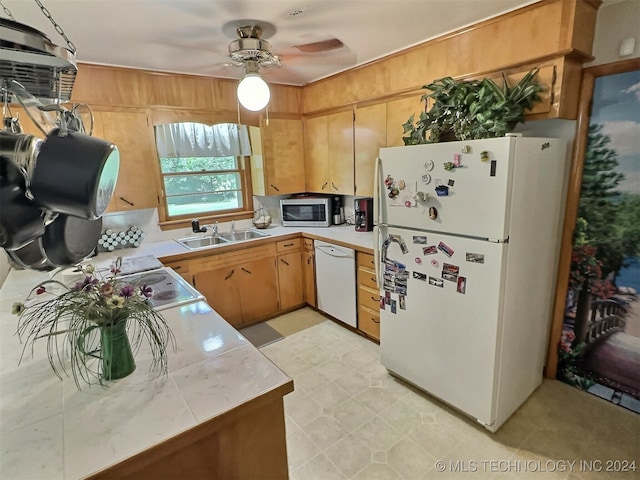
327 110 354 195
260 118 305 195
385 95 423 148
354 103 386 197
304 115 330 193
95 110 160 212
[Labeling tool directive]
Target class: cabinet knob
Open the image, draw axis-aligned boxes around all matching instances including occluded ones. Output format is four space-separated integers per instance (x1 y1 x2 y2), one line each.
225 269 235 280
120 196 134 206
280 259 290 266
241 267 252 274
322 182 328 189
270 184 280 192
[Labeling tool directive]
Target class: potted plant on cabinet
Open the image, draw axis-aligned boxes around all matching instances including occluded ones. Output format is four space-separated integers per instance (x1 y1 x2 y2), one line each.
402 68 544 144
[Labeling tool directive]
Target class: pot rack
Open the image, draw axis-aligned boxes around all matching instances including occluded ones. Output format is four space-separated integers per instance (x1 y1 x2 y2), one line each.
0 0 77 103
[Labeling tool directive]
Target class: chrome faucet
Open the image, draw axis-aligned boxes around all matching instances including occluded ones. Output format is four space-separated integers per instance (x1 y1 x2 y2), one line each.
191 219 219 236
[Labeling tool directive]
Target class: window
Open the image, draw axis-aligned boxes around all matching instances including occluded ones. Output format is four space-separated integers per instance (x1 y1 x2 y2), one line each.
155 122 253 220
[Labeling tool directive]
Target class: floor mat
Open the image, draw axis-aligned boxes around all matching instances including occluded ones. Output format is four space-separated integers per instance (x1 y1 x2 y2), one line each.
267 307 326 337
239 322 284 349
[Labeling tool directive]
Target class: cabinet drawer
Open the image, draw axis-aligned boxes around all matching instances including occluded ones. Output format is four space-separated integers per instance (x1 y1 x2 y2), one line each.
357 252 375 269
276 238 301 253
358 305 380 340
357 266 378 290
358 284 380 312
166 261 190 274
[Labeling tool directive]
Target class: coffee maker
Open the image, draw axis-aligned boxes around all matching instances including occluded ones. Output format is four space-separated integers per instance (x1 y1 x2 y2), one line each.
354 197 373 232
332 196 345 225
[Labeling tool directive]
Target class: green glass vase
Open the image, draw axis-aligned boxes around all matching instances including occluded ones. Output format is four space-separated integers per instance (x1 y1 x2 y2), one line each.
100 321 136 380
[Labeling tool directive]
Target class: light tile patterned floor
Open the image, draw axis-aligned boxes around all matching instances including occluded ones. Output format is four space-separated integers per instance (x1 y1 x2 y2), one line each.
260 312 640 480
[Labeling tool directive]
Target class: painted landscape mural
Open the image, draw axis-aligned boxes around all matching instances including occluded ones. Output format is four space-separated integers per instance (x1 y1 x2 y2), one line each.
559 68 640 413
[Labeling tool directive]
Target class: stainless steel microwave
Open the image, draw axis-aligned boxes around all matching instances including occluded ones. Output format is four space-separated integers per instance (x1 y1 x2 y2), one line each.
280 197 332 227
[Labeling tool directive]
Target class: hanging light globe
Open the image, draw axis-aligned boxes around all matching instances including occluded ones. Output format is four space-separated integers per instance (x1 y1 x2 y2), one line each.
237 73 271 111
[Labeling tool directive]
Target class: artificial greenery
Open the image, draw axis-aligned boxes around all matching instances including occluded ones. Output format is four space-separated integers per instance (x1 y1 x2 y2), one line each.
13 258 176 389
402 68 544 144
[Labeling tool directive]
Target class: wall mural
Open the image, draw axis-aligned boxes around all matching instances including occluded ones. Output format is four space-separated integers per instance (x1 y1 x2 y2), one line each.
558 68 640 413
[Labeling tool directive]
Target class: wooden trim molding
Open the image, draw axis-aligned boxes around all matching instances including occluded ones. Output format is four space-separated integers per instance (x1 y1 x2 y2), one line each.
545 57 640 378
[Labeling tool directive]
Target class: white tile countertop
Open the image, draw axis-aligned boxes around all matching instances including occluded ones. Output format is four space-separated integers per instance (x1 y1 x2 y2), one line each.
0 295 290 479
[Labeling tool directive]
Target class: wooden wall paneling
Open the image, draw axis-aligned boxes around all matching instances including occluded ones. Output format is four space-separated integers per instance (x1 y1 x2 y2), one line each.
302 0 596 114
268 84 303 114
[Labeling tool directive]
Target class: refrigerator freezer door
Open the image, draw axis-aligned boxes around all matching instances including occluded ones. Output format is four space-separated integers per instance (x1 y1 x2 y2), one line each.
379 138 515 240
379 226 507 426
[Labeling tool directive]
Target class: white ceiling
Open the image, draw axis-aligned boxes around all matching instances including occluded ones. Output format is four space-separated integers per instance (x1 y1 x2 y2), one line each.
3 0 542 86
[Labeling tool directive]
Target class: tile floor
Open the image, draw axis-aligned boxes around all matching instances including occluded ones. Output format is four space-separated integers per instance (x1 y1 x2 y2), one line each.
261 309 640 480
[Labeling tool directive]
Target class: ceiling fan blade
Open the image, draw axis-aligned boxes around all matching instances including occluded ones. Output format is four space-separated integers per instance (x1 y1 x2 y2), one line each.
293 37 344 53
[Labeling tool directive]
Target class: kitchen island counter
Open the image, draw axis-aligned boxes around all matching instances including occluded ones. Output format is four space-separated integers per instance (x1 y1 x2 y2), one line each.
0 278 292 479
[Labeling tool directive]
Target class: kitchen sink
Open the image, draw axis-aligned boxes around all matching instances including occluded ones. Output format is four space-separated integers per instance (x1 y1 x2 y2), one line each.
218 229 270 242
176 229 270 250
176 235 230 250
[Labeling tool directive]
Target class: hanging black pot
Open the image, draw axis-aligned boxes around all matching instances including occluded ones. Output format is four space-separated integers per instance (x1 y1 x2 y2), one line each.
7 214 102 271
29 128 120 219
0 153 45 250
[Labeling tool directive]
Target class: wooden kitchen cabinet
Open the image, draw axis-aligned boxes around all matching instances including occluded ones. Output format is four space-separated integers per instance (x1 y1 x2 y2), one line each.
356 251 380 341
92 109 160 212
193 256 279 328
304 110 354 195
256 118 305 195
354 103 387 197
302 238 316 307
276 238 304 311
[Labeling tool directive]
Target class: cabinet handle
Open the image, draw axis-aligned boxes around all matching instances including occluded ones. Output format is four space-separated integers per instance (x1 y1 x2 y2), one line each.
370 296 378 302
372 317 380 324
284 242 294 247
332 182 338 191
370 277 376 283
270 184 280 192
322 182 328 189
225 269 235 280
173 265 182 270
307 257 311 265
119 196 134 206
280 259 290 266
241 267 252 274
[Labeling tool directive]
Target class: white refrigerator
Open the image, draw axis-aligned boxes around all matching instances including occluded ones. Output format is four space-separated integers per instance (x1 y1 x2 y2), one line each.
374 136 568 432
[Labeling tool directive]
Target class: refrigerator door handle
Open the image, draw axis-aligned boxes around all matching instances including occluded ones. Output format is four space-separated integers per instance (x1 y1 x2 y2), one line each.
373 156 382 226
373 225 380 288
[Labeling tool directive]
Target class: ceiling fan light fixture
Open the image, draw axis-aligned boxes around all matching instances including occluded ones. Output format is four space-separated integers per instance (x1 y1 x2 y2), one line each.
237 72 270 111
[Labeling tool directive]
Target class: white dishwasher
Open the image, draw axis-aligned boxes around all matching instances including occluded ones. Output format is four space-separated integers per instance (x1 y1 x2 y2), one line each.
314 240 357 327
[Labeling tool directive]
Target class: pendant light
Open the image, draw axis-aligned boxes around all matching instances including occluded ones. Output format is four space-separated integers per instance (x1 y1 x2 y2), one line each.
237 60 270 111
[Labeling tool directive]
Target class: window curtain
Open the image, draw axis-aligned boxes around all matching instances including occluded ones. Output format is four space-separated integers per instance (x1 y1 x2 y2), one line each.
155 122 252 158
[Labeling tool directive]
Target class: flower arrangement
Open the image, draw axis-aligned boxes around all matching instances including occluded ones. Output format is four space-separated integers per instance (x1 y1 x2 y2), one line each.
13 258 176 388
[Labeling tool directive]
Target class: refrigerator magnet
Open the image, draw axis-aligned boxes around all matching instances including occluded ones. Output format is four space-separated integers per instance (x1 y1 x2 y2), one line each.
424 160 434 171
437 241 455 257
447 179 455 187
385 291 391 304
466 252 485 264
412 271 427 281
428 276 444 287
421 174 432 184
422 245 438 255
457 277 467 294
399 295 406 310
413 235 428 244
380 296 386 310
461 145 472 154
431 259 439 268
391 299 397 314
443 161 455 171
480 151 489 162
414 257 422 264
397 179 406 190
435 185 449 196
442 263 460 278
428 206 438 220
453 153 462 167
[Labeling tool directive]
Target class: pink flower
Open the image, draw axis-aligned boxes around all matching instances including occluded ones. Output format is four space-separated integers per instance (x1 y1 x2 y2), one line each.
100 283 114 297
36 286 46 295
120 285 135 298
139 284 153 298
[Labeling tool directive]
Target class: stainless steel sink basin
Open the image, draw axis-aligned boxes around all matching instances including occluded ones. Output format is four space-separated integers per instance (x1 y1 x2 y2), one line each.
218 229 270 242
177 235 230 250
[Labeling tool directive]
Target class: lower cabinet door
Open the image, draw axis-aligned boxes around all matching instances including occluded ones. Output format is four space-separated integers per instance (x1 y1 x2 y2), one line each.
238 257 279 326
194 267 243 327
277 251 304 311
